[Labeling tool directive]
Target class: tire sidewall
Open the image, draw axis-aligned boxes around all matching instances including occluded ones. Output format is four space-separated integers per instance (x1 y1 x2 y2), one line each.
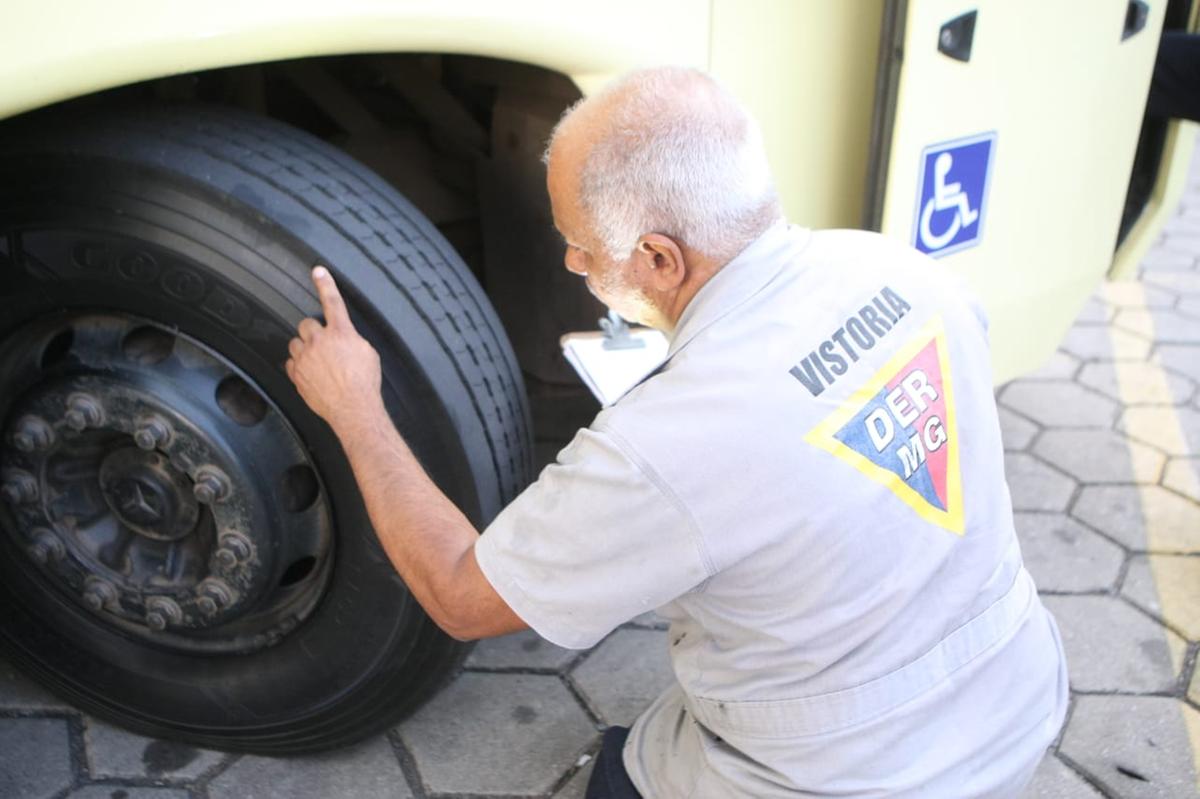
0 150 467 742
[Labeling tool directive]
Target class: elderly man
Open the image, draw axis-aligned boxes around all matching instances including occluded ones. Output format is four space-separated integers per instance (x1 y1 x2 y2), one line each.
287 67 1068 798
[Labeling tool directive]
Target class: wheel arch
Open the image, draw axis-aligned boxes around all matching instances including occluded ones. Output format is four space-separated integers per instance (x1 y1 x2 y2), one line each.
1 0 710 123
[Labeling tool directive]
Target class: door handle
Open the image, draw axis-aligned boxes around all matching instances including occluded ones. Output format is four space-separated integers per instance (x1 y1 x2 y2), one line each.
1122 0 1149 41
938 10 978 62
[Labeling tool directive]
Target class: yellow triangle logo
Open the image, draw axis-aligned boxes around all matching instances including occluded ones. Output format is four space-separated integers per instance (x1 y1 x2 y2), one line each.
804 317 964 535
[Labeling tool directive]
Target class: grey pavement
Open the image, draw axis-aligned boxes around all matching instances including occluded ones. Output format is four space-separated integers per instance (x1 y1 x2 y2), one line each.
5 170 1200 799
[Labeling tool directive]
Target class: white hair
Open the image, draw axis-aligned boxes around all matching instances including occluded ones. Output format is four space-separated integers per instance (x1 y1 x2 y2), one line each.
547 66 782 263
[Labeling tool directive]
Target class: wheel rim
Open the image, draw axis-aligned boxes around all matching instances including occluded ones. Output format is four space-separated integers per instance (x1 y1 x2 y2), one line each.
0 312 333 655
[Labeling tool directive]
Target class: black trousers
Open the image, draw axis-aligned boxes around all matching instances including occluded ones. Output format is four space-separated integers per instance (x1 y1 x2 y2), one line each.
585 726 644 799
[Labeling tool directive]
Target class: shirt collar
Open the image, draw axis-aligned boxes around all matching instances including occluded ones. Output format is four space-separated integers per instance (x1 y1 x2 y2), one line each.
666 221 812 359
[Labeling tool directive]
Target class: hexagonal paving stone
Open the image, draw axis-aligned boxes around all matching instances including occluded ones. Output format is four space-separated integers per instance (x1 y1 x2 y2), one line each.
67 788 191 799
1168 227 1200 251
1144 270 1200 295
466 629 579 671
1024 350 1082 380
1115 308 1200 344
1122 555 1200 641
1073 297 1113 323
1156 345 1200 383
0 657 71 711
1100 280 1176 308
209 735 411 799
1040 596 1182 692
1033 429 1164 484
1077 361 1196 406
1018 755 1101 798
1072 485 1200 552
1179 295 1200 318
1118 406 1200 456
1059 696 1200 798
1166 209 1200 229
0 717 73 798
1014 513 1124 593
1163 457 1200 502
1004 453 1077 512
398 673 595 796
572 629 675 728
1149 236 1200 265
84 718 225 780
555 761 593 798
997 406 1039 451
1000 382 1118 429
1059 325 1151 361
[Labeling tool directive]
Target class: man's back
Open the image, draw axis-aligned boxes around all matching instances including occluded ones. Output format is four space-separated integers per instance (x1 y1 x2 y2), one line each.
478 222 1067 796
605 224 1068 796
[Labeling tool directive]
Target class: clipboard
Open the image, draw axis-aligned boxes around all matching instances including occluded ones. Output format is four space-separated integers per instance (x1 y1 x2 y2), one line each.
560 323 669 406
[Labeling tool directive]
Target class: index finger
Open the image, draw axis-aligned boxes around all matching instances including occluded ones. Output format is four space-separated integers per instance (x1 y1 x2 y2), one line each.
311 266 350 328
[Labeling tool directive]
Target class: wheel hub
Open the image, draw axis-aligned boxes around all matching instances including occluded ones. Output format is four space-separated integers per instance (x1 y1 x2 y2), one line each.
0 314 333 654
99 448 198 541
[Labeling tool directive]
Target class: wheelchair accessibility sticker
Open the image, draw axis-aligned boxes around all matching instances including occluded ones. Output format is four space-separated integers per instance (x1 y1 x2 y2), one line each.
912 132 996 258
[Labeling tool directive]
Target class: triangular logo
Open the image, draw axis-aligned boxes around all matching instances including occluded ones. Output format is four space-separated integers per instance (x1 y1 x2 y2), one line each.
804 317 964 535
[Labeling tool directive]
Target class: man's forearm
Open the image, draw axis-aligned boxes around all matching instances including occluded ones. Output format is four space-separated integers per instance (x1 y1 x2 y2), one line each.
286 266 524 639
330 397 485 637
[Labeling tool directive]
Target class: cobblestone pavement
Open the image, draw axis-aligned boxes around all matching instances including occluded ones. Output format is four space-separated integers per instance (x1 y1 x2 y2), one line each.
5 183 1200 799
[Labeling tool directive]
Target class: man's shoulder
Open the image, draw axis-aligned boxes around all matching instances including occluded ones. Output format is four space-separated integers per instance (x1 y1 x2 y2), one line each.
802 229 987 329
590 385 677 450
587 366 713 473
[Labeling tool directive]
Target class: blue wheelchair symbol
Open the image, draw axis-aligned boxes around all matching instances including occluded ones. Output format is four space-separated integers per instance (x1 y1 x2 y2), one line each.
912 133 996 257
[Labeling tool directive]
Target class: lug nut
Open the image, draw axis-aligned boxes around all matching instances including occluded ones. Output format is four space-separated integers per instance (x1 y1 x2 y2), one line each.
64 394 103 432
214 532 252 569
1 470 38 505
82 577 118 612
27 528 64 565
201 578 234 604
133 417 171 451
11 415 54 453
196 578 234 616
145 596 183 631
192 468 229 505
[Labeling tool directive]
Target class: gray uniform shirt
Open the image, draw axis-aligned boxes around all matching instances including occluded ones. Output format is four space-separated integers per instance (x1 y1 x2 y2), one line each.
476 223 1068 797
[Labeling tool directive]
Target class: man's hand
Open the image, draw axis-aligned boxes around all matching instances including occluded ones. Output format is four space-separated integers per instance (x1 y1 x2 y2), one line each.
283 266 526 641
286 266 383 431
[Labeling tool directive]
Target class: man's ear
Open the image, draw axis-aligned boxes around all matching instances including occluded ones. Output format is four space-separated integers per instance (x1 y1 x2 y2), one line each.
635 234 687 291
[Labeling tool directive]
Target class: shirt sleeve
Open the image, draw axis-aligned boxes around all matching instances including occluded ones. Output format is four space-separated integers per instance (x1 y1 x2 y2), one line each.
474 424 714 650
